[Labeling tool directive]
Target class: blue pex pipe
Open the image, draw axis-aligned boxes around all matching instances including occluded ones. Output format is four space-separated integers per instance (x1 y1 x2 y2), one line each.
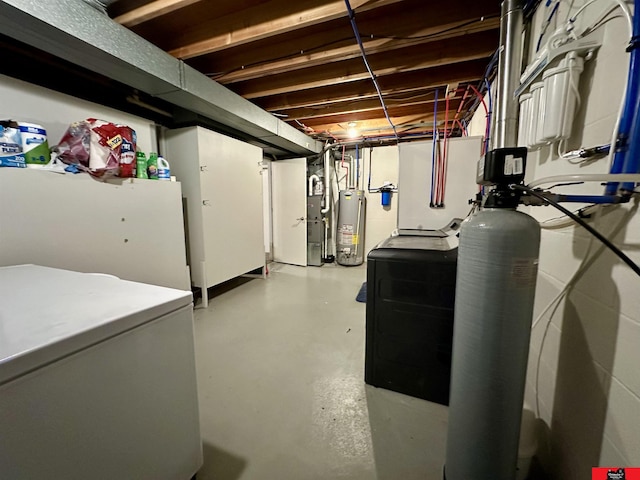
619 0 640 192
558 194 622 204
607 0 640 194
430 89 439 206
484 79 492 153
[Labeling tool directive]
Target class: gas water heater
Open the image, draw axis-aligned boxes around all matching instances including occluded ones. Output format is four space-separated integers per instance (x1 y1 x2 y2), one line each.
336 190 366 266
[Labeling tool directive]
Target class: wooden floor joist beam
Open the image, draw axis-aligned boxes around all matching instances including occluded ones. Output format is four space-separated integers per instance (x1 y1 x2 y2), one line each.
168 0 404 59
114 0 204 27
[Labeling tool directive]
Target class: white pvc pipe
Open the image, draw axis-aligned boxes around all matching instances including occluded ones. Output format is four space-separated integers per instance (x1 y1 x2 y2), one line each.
308 174 320 197
528 173 640 189
540 204 601 229
321 151 331 214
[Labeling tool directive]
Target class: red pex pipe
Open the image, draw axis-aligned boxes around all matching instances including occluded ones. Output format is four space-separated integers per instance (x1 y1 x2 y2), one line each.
469 84 490 155
439 92 451 206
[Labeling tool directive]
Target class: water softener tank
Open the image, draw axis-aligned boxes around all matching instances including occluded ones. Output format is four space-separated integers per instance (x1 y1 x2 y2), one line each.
336 190 366 266
445 207 540 480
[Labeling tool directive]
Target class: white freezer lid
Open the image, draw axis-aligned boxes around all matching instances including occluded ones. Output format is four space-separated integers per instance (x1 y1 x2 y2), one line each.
0 265 192 385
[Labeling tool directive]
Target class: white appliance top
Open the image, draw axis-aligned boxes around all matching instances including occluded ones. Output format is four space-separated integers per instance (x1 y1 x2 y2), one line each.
0 265 192 384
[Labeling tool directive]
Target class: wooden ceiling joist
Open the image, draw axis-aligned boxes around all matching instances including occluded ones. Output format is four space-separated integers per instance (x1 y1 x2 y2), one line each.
284 92 464 121
297 99 463 126
303 111 453 137
233 30 497 99
110 0 500 141
256 58 488 112
214 17 500 84
168 0 404 59
114 0 203 27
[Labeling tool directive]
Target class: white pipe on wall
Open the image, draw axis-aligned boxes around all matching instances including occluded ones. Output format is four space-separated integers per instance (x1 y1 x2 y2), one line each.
321 151 331 214
308 174 320 197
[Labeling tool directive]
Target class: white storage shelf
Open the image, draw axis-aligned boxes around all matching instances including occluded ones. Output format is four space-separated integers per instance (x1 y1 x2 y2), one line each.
165 126 265 307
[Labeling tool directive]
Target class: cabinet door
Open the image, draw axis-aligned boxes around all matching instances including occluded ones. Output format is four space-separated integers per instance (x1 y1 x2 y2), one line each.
197 128 264 287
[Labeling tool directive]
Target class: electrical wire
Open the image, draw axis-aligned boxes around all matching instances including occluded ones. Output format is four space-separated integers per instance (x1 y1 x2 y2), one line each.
512 184 640 276
344 0 398 140
540 203 601 228
532 197 638 418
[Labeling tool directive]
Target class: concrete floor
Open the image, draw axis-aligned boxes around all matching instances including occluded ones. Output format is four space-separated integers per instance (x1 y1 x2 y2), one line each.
192 262 449 480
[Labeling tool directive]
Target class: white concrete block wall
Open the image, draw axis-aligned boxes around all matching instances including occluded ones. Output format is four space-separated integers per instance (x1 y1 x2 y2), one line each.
468 2 640 478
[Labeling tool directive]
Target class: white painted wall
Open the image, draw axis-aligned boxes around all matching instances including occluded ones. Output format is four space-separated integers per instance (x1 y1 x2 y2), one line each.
0 74 157 153
397 137 482 230
468 3 640 477
361 145 399 256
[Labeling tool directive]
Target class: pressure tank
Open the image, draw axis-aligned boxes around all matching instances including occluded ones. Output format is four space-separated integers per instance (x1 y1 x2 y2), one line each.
445 207 540 480
336 190 366 266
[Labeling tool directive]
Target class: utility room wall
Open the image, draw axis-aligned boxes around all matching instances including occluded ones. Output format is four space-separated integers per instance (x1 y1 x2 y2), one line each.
362 145 399 256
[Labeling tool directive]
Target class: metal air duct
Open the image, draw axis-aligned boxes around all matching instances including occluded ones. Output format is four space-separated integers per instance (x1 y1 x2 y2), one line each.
0 0 321 157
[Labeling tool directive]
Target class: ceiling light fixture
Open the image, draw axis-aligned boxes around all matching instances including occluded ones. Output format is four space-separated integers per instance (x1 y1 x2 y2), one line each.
347 121 359 138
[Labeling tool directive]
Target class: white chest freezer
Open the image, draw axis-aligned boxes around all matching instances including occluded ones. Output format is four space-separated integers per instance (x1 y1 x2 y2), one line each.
0 265 202 480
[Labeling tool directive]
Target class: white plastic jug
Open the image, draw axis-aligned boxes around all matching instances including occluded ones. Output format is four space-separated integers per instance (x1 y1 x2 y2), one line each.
157 156 171 180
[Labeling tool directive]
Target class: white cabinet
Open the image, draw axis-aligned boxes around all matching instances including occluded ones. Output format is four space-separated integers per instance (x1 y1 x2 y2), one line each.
166 127 264 306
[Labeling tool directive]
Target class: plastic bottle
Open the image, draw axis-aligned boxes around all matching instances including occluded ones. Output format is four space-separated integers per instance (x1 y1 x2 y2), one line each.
147 152 158 180
157 156 171 180
136 151 148 179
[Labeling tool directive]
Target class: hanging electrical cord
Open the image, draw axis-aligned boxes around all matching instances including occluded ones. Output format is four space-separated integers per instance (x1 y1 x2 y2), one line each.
511 184 640 276
532 197 637 418
344 0 398 140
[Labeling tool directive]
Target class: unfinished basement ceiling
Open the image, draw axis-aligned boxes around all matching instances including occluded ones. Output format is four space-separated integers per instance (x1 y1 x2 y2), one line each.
107 0 501 143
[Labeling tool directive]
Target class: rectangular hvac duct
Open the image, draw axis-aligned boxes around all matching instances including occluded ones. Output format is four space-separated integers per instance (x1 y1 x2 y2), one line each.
0 0 321 157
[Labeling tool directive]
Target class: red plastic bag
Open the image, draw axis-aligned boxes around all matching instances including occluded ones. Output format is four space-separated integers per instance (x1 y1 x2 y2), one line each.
54 119 136 178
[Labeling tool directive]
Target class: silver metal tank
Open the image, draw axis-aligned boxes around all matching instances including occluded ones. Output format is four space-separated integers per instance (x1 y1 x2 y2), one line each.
336 190 366 266
445 207 540 480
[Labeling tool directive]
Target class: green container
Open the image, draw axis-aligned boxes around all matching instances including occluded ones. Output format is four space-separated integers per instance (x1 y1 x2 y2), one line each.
136 151 148 179
147 152 158 180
